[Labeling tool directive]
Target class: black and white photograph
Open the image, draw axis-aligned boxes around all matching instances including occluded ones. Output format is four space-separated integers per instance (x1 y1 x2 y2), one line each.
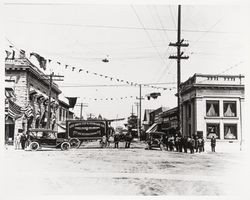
1 0 250 198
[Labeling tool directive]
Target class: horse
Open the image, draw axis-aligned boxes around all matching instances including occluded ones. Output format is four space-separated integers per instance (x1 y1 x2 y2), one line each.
113 132 133 148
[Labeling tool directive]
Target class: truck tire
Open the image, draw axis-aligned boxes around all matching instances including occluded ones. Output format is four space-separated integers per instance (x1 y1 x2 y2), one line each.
69 138 80 149
61 142 70 151
29 142 39 151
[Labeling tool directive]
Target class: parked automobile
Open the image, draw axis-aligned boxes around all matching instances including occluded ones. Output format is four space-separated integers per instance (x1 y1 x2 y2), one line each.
145 131 166 150
27 128 71 151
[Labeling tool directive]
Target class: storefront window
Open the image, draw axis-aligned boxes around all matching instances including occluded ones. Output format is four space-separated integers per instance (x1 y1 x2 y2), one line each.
224 124 237 139
206 101 219 117
223 101 236 117
207 123 220 139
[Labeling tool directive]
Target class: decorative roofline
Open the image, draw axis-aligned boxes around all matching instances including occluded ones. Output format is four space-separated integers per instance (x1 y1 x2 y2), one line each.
5 58 61 94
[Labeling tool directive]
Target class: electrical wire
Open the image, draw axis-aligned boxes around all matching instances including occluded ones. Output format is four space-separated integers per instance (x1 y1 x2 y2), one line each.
183 17 224 55
6 20 234 34
131 5 168 71
169 5 177 29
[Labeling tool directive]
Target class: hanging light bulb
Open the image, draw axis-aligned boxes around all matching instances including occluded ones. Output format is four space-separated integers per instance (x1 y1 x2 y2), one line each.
102 55 109 63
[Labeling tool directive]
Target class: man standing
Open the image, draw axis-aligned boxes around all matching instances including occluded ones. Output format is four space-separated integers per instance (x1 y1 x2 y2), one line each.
14 133 21 150
197 137 203 153
211 136 216 152
183 136 188 153
190 137 195 154
114 131 120 148
201 136 205 152
20 133 27 150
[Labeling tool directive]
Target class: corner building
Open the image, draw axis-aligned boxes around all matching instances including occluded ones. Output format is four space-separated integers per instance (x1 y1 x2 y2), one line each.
179 74 244 145
5 57 61 143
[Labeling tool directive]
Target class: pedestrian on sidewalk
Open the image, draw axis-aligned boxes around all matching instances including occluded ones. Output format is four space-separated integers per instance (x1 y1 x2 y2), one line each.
178 135 183 152
168 136 174 151
211 136 216 152
174 134 179 152
20 133 27 150
197 137 203 153
201 136 205 152
190 137 195 154
14 133 21 150
183 136 188 153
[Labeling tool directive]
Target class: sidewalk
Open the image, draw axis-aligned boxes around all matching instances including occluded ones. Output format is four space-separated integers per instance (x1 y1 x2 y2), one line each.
204 141 243 153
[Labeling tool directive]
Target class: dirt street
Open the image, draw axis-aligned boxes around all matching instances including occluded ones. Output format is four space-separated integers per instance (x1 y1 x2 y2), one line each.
1 141 248 196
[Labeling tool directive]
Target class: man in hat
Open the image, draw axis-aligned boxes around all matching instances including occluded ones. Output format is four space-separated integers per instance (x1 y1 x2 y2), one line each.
211 136 216 152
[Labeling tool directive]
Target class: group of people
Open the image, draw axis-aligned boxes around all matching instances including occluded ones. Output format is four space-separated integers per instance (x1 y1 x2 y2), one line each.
162 134 216 153
14 132 29 150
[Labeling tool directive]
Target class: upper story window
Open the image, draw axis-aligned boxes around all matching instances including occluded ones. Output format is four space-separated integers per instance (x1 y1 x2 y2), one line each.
223 101 237 117
206 100 219 117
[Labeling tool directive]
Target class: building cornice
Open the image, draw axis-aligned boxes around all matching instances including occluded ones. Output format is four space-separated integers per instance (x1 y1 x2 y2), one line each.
180 84 244 96
5 58 61 94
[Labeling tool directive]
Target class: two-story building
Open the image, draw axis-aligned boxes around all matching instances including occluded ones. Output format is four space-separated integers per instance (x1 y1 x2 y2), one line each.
149 107 168 126
160 107 178 136
179 74 244 146
5 54 61 143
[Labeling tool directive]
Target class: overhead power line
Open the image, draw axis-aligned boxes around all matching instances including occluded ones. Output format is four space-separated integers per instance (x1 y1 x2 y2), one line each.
131 5 168 68
169 5 177 28
7 20 237 34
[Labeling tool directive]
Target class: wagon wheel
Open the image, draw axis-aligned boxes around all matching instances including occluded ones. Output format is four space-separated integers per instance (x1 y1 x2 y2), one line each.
61 142 70 151
29 142 39 151
69 138 80 149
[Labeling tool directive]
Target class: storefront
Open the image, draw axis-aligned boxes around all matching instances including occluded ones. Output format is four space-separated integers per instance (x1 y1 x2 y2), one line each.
160 107 178 136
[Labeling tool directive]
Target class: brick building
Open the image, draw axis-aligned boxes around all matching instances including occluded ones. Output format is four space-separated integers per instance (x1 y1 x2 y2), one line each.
179 74 244 145
5 56 61 143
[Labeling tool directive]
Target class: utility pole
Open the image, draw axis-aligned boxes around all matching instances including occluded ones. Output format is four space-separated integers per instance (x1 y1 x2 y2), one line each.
75 103 88 119
139 84 142 139
169 5 189 134
134 102 140 138
42 72 64 129
136 84 144 140
80 103 83 119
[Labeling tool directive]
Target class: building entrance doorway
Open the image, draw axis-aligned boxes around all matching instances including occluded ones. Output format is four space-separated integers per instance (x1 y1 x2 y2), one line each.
5 117 15 145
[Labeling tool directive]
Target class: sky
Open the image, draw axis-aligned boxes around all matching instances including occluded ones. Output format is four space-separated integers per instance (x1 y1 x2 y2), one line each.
3 2 250 126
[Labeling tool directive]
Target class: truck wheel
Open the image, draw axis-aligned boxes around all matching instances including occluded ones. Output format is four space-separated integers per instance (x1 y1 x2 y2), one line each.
69 138 80 149
29 142 39 151
61 142 70 151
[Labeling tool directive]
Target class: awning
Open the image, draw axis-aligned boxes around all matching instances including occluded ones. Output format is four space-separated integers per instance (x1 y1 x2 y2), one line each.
57 123 66 133
162 126 177 131
146 123 158 133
